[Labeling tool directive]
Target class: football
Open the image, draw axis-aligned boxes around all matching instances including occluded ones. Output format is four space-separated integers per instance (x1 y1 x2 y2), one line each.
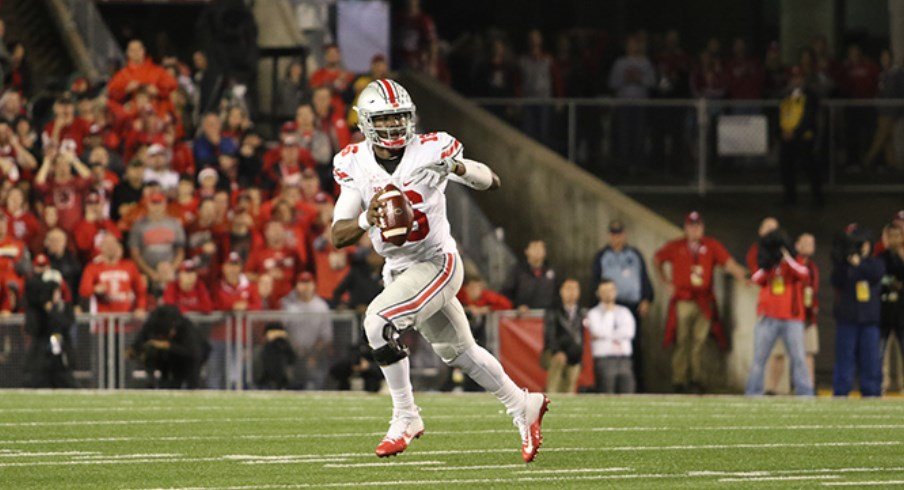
377 184 414 246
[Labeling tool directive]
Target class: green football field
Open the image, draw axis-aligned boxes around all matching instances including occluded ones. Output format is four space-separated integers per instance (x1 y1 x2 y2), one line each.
0 391 903 489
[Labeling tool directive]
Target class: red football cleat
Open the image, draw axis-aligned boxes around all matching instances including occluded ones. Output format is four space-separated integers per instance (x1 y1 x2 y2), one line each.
517 392 550 463
375 409 424 458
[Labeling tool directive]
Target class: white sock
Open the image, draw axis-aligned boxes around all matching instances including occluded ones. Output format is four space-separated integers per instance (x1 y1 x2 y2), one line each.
380 357 416 413
452 345 526 416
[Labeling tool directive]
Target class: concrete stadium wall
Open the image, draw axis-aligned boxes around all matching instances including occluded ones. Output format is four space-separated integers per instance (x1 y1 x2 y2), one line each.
402 73 759 393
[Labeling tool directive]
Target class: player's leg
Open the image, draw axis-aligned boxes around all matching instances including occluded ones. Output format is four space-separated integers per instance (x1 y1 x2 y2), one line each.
418 297 549 463
362 253 460 456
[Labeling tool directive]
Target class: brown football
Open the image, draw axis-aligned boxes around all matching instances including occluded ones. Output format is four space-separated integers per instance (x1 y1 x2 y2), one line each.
377 184 414 246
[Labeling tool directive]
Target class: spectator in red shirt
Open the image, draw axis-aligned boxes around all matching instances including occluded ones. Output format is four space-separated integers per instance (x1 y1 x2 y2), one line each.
245 221 304 303
79 234 147 316
309 44 354 113
4 187 41 255
163 259 213 314
0 213 26 294
841 44 881 170
458 276 513 313
311 86 351 155
654 211 746 393
107 40 178 107
185 198 227 289
209 252 261 389
33 149 92 234
393 0 437 70
42 94 90 155
745 238 814 396
725 38 764 100
73 191 122 264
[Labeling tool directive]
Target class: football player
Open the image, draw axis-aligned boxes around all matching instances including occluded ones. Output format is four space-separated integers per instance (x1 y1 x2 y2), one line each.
331 79 549 462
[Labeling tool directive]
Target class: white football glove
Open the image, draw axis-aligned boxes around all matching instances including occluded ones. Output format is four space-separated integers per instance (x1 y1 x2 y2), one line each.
407 158 458 188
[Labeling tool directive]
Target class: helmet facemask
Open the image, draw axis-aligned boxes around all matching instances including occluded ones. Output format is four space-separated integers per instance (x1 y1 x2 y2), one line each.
358 108 417 149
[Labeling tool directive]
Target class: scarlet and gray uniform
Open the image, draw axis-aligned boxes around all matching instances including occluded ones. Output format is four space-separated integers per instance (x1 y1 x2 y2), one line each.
331 133 474 361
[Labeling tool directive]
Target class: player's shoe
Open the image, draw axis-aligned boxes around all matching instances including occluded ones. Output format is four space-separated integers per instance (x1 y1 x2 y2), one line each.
513 391 550 463
375 408 424 458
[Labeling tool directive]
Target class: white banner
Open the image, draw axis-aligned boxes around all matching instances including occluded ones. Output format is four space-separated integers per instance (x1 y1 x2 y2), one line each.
717 115 769 156
337 0 391 73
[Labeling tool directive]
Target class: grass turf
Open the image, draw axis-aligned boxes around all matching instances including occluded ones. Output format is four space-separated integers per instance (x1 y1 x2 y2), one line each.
0 391 902 489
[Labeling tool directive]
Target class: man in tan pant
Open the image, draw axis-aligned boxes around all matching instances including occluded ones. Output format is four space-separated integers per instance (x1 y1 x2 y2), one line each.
655 211 747 393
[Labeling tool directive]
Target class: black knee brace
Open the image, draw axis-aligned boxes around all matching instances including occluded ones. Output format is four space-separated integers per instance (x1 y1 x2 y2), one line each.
371 323 409 366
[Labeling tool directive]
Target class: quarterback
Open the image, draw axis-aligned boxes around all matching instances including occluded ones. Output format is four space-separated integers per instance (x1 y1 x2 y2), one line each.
331 79 549 462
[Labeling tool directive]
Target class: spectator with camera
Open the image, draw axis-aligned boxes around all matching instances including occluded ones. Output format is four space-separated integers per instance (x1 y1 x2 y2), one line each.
745 229 814 396
878 223 904 389
128 304 209 389
254 322 298 390
832 225 885 397
24 255 76 388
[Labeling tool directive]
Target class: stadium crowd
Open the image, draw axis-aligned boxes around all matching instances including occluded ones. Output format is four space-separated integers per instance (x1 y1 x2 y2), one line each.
2 2 902 396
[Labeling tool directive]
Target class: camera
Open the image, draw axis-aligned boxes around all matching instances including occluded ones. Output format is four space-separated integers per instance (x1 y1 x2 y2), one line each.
831 226 871 264
757 229 793 270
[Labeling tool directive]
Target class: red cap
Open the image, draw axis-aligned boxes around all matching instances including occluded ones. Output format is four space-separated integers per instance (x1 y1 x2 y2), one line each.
225 252 242 265
148 192 167 204
297 271 314 283
280 121 298 134
685 211 703 224
33 254 49 267
147 143 166 156
179 259 197 273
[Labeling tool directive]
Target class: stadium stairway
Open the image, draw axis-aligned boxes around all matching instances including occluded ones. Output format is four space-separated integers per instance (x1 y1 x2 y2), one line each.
401 73 760 394
0 0 78 92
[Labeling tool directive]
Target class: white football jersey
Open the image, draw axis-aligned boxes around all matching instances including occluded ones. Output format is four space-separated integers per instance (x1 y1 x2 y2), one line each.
332 132 463 272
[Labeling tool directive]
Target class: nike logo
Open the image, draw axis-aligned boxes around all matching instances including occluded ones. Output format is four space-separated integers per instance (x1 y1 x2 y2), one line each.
402 180 414 186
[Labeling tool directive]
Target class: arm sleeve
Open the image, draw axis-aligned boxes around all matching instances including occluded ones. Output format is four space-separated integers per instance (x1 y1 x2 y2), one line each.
332 186 365 225
447 158 495 190
712 240 732 266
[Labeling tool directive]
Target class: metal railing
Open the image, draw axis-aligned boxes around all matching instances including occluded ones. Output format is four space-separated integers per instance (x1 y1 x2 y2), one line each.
61 0 124 80
472 97 904 195
0 311 360 391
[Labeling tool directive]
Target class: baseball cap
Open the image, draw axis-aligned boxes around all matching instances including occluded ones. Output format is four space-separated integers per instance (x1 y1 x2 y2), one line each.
608 220 625 233
280 121 298 134
33 254 49 267
685 211 703 225
297 271 314 283
179 259 197 273
225 252 243 265
198 167 219 184
148 192 167 204
85 192 102 205
147 143 166 157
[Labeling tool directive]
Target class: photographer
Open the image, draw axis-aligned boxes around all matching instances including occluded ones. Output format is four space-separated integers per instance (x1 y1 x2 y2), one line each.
24 256 76 388
745 230 814 396
831 225 885 397
128 305 209 389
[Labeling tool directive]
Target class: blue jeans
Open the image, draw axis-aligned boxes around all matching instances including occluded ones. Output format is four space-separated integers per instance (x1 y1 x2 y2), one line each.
833 322 882 397
746 317 813 396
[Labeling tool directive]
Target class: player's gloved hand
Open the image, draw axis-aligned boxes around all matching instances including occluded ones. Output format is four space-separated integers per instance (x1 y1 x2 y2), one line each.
408 158 459 188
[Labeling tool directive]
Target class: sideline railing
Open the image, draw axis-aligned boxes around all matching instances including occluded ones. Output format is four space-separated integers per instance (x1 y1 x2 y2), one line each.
471 97 904 195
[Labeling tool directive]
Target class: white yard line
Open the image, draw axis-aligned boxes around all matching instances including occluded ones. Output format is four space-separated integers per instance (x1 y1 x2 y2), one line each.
0 451 99 457
719 475 841 482
824 481 904 487
513 467 635 474
240 458 350 465
322 461 444 468
420 464 529 471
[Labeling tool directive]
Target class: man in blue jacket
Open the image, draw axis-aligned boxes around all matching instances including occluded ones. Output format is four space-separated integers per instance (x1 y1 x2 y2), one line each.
591 220 654 391
831 226 885 397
